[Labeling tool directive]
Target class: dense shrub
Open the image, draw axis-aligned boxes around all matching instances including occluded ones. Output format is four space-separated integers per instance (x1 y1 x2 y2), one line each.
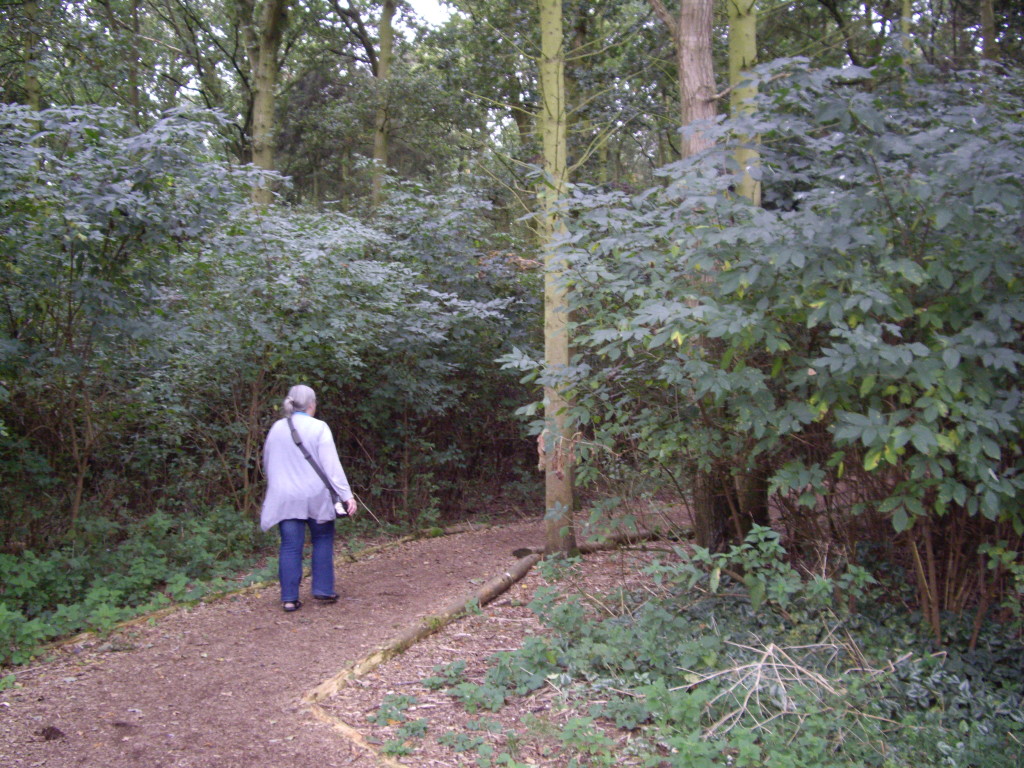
506 61 1024 631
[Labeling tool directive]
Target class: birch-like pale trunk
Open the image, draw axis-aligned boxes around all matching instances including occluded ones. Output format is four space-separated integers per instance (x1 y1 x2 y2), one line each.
371 0 396 209
538 0 576 556
728 0 770 534
901 0 913 51
728 0 759 206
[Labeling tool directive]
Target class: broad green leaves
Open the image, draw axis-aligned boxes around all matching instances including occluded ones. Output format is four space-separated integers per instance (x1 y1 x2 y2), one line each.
546 61 1024 543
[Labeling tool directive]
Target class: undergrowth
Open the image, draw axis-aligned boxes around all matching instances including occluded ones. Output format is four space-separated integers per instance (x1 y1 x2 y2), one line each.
0 505 277 666
422 526 1024 767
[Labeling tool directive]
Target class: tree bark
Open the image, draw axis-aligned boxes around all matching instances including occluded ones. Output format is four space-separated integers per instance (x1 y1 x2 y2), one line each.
728 1 771 538
538 0 577 556
649 0 717 157
245 0 290 205
900 0 913 52
979 0 998 62
728 0 760 206
371 0 396 208
650 0 730 551
23 0 42 110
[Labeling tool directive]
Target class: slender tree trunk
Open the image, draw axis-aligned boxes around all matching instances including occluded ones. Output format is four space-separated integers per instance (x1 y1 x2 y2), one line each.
651 0 730 550
129 0 142 124
246 0 289 205
23 0 42 110
901 0 913 52
650 0 716 157
979 0 998 61
538 0 576 556
728 0 759 206
371 0 396 209
727 1 772 540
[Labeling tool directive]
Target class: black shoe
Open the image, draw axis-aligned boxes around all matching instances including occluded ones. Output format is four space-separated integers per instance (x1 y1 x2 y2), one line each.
312 593 338 603
283 600 302 612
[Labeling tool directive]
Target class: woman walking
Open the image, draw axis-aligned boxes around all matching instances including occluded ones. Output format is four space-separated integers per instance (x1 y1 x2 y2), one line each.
261 385 357 612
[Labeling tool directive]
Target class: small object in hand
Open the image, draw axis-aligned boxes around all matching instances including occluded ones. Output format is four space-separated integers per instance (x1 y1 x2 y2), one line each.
334 500 350 517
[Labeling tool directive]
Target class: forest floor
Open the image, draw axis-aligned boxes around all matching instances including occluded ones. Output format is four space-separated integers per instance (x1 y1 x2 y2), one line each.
0 504 685 768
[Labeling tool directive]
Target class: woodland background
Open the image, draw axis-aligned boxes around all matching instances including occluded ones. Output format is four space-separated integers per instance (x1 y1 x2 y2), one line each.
0 0 1022 763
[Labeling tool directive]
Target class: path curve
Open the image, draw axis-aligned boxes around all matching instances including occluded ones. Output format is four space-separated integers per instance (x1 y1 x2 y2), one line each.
0 518 543 768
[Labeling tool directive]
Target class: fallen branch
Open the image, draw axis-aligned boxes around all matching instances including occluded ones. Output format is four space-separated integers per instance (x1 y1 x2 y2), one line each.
304 551 544 705
307 704 409 768
303 550 543 766
302 520 689 764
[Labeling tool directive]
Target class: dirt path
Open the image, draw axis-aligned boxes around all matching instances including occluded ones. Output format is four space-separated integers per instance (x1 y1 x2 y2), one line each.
0 517 544 768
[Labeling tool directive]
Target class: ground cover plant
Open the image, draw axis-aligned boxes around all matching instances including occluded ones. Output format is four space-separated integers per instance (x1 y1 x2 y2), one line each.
0 506 277 666
413 527 1024 767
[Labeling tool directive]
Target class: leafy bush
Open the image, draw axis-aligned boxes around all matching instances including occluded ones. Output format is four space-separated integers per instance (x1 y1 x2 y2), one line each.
506 60 1024 630
0 105 258 545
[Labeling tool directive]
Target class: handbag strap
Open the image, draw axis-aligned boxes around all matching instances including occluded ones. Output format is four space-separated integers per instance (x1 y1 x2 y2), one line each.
287 415 340 504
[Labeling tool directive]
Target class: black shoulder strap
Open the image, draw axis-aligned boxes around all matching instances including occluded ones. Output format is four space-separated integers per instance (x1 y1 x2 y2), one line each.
287 416 340 504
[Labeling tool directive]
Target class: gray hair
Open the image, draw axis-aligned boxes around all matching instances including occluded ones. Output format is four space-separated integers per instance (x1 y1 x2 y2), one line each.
282 384 316 416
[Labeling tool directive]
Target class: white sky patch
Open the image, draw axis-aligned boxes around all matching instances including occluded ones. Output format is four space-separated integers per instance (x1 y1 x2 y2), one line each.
407 0 453 27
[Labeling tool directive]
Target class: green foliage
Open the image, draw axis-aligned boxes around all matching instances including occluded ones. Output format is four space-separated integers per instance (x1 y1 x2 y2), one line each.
437 729 486 753
442 528 1024 767
503 60 1024 623
0 103 257 542
1 102 537 554
563 60 1023 529
0 505 274 665
422 658 468 689
369 694 419 726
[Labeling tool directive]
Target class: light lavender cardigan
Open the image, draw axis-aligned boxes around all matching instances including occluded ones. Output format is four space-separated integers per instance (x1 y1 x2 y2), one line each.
260 411 353 531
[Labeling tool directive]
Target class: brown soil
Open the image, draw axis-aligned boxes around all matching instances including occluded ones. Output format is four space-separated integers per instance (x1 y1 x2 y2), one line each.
0 509 682 768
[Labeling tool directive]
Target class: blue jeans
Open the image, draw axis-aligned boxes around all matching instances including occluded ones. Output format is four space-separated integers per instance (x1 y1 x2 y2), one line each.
277 518 335 602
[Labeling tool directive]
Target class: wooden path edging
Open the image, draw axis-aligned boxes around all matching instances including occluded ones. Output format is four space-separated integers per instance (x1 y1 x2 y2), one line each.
302 550 544 766
300 525 681 766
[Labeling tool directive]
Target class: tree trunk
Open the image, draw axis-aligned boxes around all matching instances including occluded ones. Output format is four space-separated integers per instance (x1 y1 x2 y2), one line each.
650 0 717 157
371 0 396 209
23 0 42 110
901 0 913 52
538 0 576 556
129 0 142 125
728 2 771 539
979 0 998 61
728 0 760 206
651 0 729 550
247 0 289 205
692 470 732 552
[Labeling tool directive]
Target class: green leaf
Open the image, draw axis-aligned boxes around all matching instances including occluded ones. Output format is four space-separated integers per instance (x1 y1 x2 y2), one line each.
892 507 911 533
745 576 766 611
